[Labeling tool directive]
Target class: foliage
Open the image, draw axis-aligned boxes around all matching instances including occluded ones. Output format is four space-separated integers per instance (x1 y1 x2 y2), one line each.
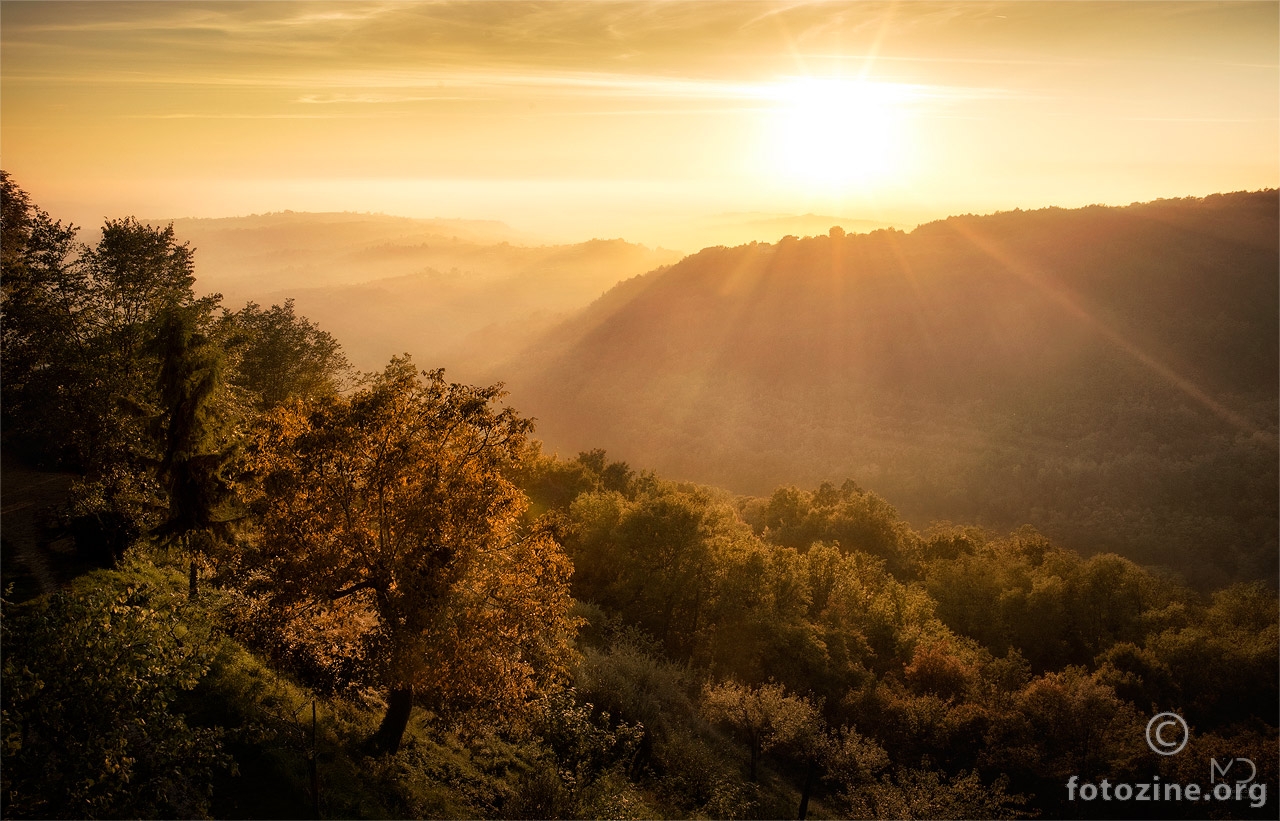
840 766 1031 820
746 480 916 574
1 184 219 471
220 298 352 411
1138 582 1280 728
568 482 740 658
502 688 650 819
240 357 578 751
64 463 166 566
1 558 228 819
922 527 1182 670
822 724 890 790
1 172 96 467
981 664 1146 808
2 177 342 572
152 306 242 593
702 679 823 781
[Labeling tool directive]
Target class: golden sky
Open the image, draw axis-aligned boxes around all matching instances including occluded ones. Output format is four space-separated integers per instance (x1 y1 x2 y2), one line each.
2 1 1276 245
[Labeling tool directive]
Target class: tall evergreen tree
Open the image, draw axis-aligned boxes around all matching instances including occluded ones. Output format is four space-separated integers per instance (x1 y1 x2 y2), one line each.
153 306 239 597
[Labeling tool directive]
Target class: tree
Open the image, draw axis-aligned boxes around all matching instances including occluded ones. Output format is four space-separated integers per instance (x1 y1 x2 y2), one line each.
821 724 890 802
243 358 577 753
575 448 635 494
1 172 92 466
566 482 748 660
0 169 33 270
221 299 351 411
752 481 913 575
1 177 217 472
3 177 237 571
153 306 240 597
983 666 1144 791
79 217 219 470
701 679 822 782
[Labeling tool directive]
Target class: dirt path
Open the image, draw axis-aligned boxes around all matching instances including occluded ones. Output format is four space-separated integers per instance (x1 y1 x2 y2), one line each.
1 451 78 600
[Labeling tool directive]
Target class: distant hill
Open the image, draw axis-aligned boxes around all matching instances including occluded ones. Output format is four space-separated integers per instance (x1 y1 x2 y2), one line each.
502 192 1280 585
155 212 681 375
661 211 900 249
158 211 528 295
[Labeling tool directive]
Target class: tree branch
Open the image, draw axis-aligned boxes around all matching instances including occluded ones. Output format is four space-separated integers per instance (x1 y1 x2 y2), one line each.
332 579 380 601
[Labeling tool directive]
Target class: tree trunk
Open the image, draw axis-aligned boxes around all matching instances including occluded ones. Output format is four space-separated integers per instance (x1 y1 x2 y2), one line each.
797 760 816 819
188 557 199 599
310 700 321 818
369 686 414 754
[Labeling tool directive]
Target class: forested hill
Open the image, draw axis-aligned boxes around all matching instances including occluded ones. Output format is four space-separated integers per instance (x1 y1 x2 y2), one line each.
502 192 1280 586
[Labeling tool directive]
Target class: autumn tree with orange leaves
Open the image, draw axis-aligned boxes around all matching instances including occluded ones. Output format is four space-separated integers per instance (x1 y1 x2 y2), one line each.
242 357 577 753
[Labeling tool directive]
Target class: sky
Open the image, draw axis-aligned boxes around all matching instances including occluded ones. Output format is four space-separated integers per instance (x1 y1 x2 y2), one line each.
2 0 1276 246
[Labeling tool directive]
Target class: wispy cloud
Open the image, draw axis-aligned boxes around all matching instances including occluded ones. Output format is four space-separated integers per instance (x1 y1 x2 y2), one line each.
2 0 1273 231
295 93 466 104
9 61 999 112
1123 116 1280 124
118 112 391 120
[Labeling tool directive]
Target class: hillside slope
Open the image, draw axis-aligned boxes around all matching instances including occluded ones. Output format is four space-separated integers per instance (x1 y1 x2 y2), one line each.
502 192 1280 585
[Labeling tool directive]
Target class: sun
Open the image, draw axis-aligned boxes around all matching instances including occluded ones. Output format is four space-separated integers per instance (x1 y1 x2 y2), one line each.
765 78 914 192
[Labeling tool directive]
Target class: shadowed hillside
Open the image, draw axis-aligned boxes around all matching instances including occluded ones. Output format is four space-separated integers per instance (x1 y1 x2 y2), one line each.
502 192 1280 586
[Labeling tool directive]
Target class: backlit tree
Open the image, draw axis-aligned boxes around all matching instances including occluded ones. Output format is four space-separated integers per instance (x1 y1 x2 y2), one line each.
243 358 577 752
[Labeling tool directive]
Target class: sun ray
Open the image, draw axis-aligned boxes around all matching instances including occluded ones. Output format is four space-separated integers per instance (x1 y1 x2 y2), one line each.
950 221 1277 447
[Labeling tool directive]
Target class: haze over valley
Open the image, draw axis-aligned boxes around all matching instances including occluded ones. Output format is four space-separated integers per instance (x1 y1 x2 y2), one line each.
159 210 681 374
